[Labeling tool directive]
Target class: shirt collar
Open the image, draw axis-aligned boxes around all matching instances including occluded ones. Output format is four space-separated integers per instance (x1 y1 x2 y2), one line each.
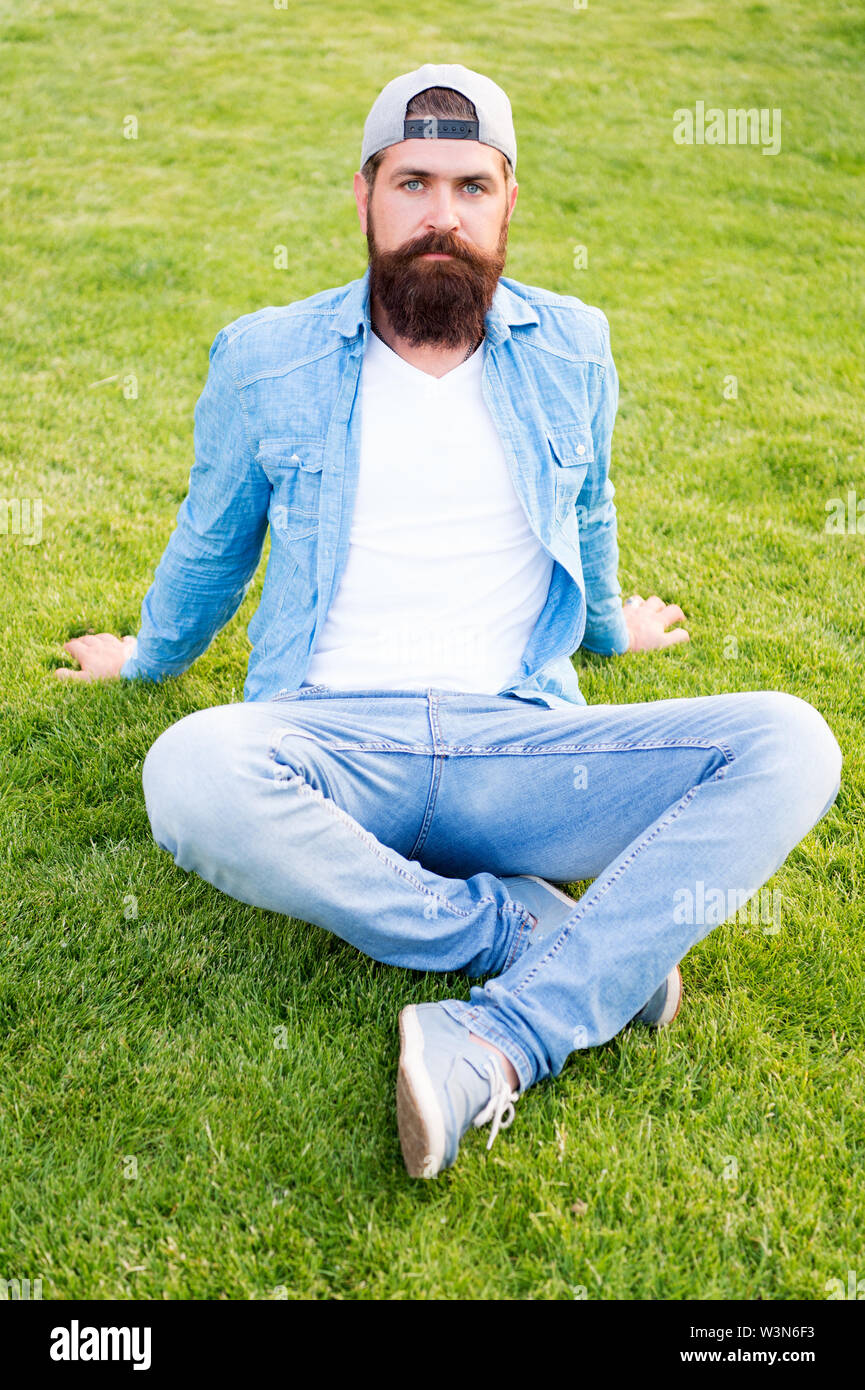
331 265 540 347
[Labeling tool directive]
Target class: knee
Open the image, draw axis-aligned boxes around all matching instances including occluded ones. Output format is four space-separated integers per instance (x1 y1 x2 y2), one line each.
748 691 842 819
142 706 244 852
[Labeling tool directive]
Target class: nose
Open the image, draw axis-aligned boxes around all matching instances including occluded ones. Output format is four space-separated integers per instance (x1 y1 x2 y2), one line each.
425 184 460 234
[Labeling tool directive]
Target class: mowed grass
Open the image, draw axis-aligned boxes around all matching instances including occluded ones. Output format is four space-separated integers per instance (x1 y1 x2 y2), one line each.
1 0 863 1300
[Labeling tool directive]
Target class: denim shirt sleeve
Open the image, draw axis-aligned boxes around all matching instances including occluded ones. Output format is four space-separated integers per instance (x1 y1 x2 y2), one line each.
119 328 271 684
576 315 630 657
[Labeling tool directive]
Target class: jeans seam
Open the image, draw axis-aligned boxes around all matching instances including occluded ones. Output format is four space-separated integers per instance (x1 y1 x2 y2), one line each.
294 740 433 753
277 688 433 701
268 730 432 756
436 737 738 757
272 684 329 701
407 692 443 860
502 905 537 971
407 755 442 860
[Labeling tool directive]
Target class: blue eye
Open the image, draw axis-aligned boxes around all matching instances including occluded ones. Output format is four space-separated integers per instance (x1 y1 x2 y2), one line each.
464 183 483 194
403 179 423 191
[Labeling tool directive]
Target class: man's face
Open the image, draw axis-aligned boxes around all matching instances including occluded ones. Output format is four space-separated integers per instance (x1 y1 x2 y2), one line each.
353 138 518 348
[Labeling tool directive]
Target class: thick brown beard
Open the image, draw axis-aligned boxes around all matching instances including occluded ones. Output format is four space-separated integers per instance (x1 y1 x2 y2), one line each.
367 205 509 350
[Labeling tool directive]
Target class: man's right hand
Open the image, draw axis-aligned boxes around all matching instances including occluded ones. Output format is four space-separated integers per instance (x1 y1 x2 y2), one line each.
55 633 137 682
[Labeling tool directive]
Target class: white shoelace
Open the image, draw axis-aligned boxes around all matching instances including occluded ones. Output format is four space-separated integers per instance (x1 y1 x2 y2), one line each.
472 1059 520 1151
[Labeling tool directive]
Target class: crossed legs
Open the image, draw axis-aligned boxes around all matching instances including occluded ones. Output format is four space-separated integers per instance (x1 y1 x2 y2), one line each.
142 687 842 1094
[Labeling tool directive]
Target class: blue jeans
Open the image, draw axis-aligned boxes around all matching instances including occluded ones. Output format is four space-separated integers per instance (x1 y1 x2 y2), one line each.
142 686 842 1094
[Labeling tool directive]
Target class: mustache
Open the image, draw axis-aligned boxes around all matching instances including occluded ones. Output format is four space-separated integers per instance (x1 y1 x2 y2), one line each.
388 229 488 264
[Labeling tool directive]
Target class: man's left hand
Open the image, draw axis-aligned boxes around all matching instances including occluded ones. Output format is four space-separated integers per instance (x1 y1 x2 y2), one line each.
622 595 690 652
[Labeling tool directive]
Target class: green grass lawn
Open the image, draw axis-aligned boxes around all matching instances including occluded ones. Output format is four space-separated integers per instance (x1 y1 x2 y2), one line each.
1 0 863 1299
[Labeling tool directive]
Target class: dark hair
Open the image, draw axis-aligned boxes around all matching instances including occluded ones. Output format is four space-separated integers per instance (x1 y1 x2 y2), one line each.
361 85 514 189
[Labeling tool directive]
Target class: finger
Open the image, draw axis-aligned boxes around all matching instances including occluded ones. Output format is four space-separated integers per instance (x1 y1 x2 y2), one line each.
55 667 91 680
660 629 690 647
645 596 666 612
662 605 686 624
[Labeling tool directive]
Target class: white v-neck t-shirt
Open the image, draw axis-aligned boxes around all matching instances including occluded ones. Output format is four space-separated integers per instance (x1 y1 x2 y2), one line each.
303 330 554 693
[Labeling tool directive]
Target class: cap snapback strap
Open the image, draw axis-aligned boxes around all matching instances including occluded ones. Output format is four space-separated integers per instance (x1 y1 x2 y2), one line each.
403 116 480 140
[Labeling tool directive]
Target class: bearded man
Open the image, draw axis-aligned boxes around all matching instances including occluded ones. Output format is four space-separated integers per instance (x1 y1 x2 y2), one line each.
57 65 842 1179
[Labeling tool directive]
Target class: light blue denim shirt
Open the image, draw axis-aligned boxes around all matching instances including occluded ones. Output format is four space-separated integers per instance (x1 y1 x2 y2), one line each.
120 267 630 707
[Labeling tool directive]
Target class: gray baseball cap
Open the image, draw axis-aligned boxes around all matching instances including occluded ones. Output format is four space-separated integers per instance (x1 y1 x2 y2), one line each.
360 63 517 174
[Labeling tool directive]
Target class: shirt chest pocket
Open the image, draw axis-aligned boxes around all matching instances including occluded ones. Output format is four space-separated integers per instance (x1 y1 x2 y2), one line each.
547 425 593 527
256 438 325 541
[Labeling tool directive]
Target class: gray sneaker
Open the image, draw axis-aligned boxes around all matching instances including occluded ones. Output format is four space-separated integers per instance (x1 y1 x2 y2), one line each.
500 874 575 941
397 1002 520 1178
631 963 683 1027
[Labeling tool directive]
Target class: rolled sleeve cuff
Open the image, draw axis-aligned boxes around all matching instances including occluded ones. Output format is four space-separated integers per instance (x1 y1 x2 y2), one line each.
119 638 141 681
581 605 630 656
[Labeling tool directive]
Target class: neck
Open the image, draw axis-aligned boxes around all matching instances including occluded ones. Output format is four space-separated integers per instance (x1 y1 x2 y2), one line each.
369 295 482 379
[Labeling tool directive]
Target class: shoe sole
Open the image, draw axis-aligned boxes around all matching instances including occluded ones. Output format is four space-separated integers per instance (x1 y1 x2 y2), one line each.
651 964 683 1027
523 875 576 911
397 1006 447 1179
